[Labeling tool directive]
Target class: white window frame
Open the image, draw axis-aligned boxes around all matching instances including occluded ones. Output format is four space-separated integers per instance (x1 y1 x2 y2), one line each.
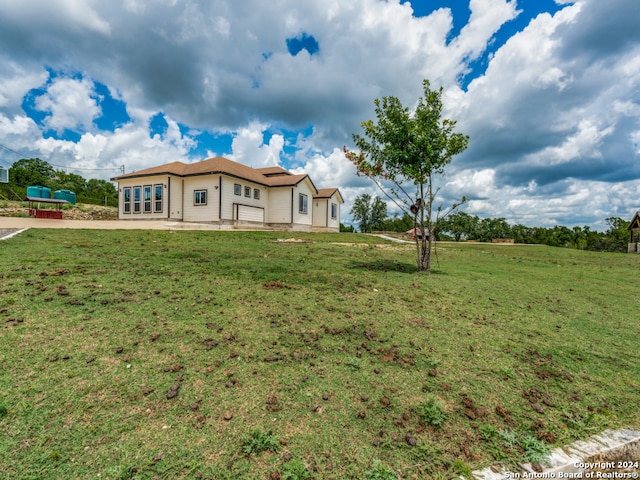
154 184 163 213
123 187 131 214
133 186 141 213
234 183 241 196
143 185 152 213
194 189 207 206
254 188 260 200
331 203 337 219
299 193 308 214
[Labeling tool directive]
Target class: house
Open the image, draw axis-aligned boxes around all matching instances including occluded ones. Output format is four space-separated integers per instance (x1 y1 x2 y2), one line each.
110 157 343 232
628 211 640 253
404 227 428 240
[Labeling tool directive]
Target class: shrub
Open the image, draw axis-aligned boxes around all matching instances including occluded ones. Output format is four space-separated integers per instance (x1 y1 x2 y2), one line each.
241 429 280 456
418 396 447 426
365 459 397 480
282 459 310 480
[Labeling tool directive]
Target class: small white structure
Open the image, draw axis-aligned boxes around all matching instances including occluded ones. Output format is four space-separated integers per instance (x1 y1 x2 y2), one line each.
111 157 343 232
0 166 8 183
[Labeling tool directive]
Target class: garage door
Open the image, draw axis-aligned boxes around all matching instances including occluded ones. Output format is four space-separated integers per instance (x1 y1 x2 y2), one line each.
237 204 264 223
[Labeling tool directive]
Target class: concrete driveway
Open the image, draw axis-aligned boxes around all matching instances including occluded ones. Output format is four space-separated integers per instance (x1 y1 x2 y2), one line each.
0 216 228 234
0 217 232 240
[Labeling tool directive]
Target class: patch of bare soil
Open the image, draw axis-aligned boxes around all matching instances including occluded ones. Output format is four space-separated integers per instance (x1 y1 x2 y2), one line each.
262 281 300 290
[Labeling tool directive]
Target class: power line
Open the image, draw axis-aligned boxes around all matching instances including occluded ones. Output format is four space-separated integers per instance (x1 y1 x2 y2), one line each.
0 142 123 172
0 143 25 166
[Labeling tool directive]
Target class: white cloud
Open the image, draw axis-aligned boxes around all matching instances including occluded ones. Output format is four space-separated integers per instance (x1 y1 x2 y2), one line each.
34 77 101 134
447 168 497 199
450 0 520 75
525 119 615 166
0 114 41 140
292 147 360 189
227 122 285 168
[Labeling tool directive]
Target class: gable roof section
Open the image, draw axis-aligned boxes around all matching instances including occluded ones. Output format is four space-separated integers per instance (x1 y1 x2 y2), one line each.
111 160 190 178
629 211 640 230
314 188 344 203
256 166 291 177
111 156 314 189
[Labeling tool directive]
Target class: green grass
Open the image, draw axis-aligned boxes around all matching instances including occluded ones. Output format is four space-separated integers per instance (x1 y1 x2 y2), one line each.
1 230 639 479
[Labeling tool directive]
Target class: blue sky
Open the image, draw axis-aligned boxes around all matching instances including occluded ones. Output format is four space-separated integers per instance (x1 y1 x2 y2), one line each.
0 0 639 229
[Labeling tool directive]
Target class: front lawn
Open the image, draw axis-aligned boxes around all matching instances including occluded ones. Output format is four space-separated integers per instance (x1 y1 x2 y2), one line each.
1 230 638 479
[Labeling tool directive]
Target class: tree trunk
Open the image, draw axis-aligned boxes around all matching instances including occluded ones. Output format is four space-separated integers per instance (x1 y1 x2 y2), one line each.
419 230 431 272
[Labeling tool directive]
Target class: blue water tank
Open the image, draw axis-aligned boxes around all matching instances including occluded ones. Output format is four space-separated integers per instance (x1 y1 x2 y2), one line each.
27 186 51 198
54 190 76 205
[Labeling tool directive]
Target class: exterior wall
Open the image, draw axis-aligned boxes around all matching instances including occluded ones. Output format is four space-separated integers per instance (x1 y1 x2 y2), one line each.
266 188 293 224
311 194 341 232
168 176 183 220
629 242 640 253
327 195 340 231
182 175 220 222
117 175 170 220
220 176 268 223
292 181 314 228
312 198 328 228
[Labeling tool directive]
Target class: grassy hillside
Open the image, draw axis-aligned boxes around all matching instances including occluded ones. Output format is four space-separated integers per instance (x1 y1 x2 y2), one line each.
1 230 638 479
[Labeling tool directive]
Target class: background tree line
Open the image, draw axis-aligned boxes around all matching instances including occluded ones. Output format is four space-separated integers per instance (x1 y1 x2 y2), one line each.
0 158 118 207
347 194 632 253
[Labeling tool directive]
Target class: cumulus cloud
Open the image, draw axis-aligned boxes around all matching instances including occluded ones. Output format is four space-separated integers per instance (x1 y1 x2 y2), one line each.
227 122 285 168
33 76 101 134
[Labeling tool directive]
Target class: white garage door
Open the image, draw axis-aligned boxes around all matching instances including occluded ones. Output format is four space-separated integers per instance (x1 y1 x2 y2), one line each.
237 204 264 222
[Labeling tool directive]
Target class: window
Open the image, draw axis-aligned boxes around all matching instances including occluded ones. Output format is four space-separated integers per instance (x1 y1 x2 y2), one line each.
133 186 141 213
234 183 241 196
194 189 207 206
154 184 163 213
331 203 337 219
299 193 308 214
123 187 131 214
254 188 260 200
244 186 251 198
143 185 152 213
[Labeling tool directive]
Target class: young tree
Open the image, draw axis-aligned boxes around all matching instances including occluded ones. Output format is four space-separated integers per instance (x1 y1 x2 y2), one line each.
350 193 387 232
370 196 387 232
345 80 469 272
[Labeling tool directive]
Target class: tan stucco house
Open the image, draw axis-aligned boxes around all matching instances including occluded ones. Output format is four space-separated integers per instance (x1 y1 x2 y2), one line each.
110 157 343 232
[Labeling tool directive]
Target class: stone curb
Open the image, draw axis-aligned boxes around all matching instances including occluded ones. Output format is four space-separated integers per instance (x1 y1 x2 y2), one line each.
472 429 640 479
